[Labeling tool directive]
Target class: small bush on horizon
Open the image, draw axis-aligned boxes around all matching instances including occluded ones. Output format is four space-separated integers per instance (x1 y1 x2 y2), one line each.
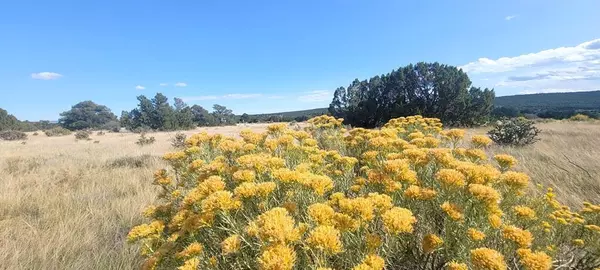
136 133 155 146
488 117 540 146
170 132 187 149
0 130 28 141
32 132 39 136
44 127 72 137
74 131 91 140
570 114 591 122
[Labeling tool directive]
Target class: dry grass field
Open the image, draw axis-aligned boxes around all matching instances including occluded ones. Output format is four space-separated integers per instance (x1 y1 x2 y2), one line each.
0 121 599 269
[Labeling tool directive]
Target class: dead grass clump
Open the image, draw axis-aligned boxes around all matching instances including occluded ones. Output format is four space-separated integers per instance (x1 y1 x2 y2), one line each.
107 154 160 169
3 157 46 174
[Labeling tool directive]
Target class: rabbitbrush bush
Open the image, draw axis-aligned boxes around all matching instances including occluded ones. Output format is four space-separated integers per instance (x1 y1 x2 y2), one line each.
129 115 600 270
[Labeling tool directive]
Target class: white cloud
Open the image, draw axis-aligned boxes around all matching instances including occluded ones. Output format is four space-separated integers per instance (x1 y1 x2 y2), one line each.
297 90 332 103
460 39 600 74
181 93 262 102
31 72 62 80
159 83 168 86
175 82 187 87
135 85 145 90
461 38 600 96
505 15 517 21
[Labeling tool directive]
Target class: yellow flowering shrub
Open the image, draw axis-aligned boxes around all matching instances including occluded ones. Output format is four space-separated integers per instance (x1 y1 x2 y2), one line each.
129 115 600 269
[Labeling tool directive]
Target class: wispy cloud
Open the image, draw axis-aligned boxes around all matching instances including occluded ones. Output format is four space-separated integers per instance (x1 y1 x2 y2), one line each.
175 82 187 87
182 93 262 102
31 72 62 80
223 94 263 99
135 85 146 90
159 83 168 86
182 95 218 101
505 15 517 21
298 90 332 103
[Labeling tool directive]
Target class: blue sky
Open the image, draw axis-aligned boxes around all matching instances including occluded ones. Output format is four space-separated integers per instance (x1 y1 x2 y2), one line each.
1 0 599 121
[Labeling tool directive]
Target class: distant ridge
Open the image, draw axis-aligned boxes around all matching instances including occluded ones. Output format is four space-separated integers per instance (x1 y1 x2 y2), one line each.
248 108 328 118
494 90 600 111
252 90 600 117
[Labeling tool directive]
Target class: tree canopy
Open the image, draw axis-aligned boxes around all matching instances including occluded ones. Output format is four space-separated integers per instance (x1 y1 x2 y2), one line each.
329 62 495 127
59 101 118 130
0 108 20 131
126 93 194 131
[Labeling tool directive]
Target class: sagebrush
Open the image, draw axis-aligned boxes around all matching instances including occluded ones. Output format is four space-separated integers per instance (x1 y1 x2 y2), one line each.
171 132 187 149
487 118 540 146
75 130 91 140
129 115 600 270
0 130 28 141
570 114 591 122
136 133 156 146
45 127 72 137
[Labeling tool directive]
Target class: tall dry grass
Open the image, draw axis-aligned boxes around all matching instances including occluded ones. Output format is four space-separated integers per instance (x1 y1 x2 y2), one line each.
0 121 598 269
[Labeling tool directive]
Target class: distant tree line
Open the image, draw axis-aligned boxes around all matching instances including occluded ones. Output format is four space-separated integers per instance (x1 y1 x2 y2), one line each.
328 62 495 127
0 108 58 132
119 93 238 131
491 106 600 120
4 73 598 133
492 90 600 120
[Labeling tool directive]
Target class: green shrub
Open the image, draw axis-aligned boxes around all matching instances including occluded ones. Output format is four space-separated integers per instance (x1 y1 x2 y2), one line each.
45 127 72 137
170 132 187 149
97 131 105 136
136 133 156 146
569 114 591 121
487 117 540 146
32 132 39 136
0 130 28 141
74 131 91 140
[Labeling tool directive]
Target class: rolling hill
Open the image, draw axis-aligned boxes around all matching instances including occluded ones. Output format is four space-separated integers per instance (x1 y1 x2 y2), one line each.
494 90 600 111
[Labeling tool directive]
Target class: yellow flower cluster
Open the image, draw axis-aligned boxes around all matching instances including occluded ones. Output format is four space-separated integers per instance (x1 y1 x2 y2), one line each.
129 115 600 269
516 248 552 270
471 135 493 148
422 234 444 253
471 248 507 270
502 225 534 248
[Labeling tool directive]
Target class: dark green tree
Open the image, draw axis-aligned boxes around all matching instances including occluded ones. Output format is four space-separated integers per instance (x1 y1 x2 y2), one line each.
120 111 131 128
58 101 117 130
0 108 20 131
173 98 195 129
129 95 154 129
190 105 215 126
212 104 234 125
240 113 250 123
152 93 176 130
329 62 494 127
